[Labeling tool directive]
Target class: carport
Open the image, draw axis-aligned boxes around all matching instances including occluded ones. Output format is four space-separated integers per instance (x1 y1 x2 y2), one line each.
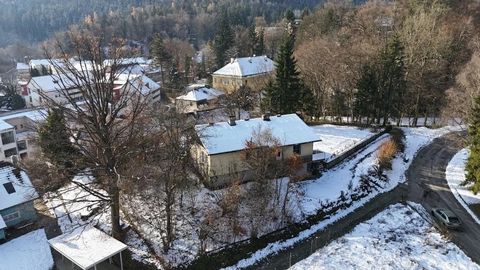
48 227 127 270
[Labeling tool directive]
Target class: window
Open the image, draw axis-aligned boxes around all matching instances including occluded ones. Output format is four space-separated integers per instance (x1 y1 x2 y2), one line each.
17 140 27 151
1 131 15 145
293 144 301 155
4 148 17 158
2 211 20 222
3 182 15 194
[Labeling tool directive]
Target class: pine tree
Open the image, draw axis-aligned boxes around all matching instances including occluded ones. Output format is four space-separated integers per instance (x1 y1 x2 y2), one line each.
213 12 234 69
38 109 79 176
150 34 171 84
354 63 379 123
467 95 480 194
255 28 265 56
378 35 406 125
262 34 310 114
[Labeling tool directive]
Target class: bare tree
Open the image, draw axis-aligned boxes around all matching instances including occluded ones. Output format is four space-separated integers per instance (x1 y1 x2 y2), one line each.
126 108 197 251
28 32 151 240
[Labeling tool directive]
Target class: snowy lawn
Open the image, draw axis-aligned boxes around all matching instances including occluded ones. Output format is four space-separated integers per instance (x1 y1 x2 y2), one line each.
224 126 462 269
446 148 480 224
43 125 463 270
43 174 164 269
289 203 479 270
0 229 54 270
311 124 375 161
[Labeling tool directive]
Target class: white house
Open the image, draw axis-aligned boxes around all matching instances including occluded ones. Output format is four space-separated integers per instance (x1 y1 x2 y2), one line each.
114 73 161 103
193 113 321 187
175 85 224 113
26 74 85 107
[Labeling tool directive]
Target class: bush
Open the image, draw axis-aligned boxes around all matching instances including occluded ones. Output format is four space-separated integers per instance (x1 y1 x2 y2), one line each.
377 139 398 171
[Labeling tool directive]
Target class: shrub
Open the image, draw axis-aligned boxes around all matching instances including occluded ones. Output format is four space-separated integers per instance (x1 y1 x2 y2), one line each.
377 139 398 171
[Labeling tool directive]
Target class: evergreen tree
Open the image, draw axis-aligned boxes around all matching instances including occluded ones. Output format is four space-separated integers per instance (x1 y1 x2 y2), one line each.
354 63 379 123
378 35 406 125
262 34 311 114
247 24 257 56
150 34 171 84
254 28 265 56
467 95 480 194
38 109 79 176
213 12 234 69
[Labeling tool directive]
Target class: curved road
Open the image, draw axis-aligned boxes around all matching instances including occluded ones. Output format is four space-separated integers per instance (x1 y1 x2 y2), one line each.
406 132 480 264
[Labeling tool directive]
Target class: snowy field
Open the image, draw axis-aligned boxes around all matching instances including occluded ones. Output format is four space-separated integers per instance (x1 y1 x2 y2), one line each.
289 203 479 270
43 125 463 269
446 148 480 224
0 229 54 270
311 125 375 161
224 126 462 269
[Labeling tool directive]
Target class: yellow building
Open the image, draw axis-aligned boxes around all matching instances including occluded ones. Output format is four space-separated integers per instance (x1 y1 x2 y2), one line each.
193 114 321 188
212 56 275 94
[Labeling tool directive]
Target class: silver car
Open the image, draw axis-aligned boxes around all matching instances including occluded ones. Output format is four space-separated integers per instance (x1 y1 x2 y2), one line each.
431 208 462 229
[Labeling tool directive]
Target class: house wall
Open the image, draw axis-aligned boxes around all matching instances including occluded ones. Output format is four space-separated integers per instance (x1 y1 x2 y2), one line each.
0 201 37 228
0 128 18 162
0 228 5 240
212 73 272 94
198 142 314 188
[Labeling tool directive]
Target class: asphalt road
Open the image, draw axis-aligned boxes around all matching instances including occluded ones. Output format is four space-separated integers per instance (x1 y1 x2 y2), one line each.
406 132 480 264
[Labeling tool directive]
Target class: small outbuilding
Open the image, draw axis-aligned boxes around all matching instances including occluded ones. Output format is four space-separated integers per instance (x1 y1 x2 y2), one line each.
48 227 127 270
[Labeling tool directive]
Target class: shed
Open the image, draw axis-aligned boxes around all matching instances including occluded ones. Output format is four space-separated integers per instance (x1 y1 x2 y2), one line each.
48 227 127 270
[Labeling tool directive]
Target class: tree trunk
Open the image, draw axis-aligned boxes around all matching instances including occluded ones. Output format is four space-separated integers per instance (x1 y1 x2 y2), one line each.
110 186 122 240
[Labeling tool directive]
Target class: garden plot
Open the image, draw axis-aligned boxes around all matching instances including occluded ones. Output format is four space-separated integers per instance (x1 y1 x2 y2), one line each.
289 203 479 270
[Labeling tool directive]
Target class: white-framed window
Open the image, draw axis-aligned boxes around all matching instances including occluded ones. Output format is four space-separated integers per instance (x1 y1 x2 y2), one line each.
3 211 20 223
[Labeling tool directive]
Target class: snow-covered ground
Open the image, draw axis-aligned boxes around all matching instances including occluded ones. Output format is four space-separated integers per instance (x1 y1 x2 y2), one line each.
289 203 479 270
42 125 463 270
43 173 164 269
311 125 375 161
0 229 54 270
224 126 462 269
446 148 480 224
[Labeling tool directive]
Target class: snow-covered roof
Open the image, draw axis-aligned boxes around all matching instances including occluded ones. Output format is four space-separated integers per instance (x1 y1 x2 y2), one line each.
176 86 224 102
48 227 128 270
115 74 160 96
29 74 84 92
213 56 275 77
196 114 321 155
0 163 39 211
0 119 14 131
16 63 29 71
0 108 47 122
29 59 64 68
0 215 6 229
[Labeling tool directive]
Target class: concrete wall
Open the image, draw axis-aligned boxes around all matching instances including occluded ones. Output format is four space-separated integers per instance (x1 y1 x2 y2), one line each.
0 201 37 228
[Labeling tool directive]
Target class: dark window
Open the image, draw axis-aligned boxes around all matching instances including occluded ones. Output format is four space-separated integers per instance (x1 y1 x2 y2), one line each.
3 182 15 194
293 144 301 155
1 131 15 145
17 140 27 151
4 148 17 158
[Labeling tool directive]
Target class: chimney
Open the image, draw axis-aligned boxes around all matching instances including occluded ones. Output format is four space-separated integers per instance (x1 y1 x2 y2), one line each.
248 57 252 63
230 58 235 64
228 115 236 126
262 113 270 121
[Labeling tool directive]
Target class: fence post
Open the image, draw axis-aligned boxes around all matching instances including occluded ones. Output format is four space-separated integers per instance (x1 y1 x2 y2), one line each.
289 252 292 267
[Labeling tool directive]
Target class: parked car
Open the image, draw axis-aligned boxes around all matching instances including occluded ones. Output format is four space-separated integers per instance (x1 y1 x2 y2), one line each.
431 208 462 230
